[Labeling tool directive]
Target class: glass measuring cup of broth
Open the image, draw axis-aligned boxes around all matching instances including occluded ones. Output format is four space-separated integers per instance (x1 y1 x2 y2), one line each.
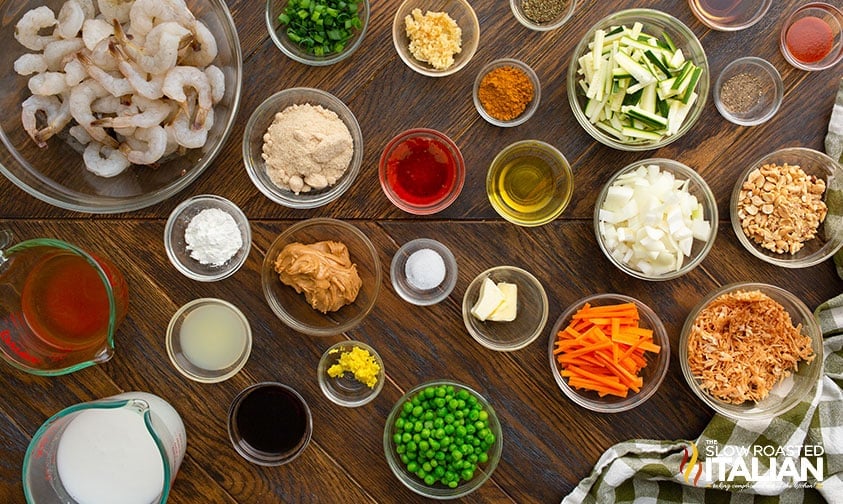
0 230 128 375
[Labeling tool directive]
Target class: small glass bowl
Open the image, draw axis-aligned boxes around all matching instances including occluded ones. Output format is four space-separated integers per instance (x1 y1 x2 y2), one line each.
473 58 541 127
462 266 549 352
392 0 480 77
567 9 709 151
317 340 385 407
166 298 252 383
509 0 575 31
687 0 772 31
383 380 503 499
265 0 370 66
391 238 458 306
780 2 843 71
379 128 466 215
486 140 573 227
730 147 843 267
243 87 364 209
679 283 823 421
164 194 251 282
714 57 783 126
548 293 670 413
261 218 382 336
594 158 718 281
228 382 313 466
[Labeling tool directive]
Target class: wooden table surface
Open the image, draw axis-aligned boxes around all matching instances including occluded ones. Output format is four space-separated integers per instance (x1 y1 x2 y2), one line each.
2 0 842 502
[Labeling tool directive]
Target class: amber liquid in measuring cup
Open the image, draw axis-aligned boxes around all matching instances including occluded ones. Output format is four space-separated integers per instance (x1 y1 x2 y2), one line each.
21 250 111 350
0 236 128 376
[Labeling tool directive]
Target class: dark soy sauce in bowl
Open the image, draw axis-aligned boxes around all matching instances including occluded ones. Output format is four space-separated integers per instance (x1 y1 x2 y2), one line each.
228 382 312 465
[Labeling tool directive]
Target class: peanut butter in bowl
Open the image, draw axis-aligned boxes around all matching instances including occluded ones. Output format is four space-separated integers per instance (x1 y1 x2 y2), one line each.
274 241 362 313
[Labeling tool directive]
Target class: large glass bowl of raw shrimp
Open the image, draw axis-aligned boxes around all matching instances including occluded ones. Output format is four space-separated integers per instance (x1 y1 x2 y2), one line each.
0 0 242 213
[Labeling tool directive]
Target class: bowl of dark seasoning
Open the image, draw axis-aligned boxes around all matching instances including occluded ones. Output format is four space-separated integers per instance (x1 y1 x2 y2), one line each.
510 0 575 31
390 238 458 306
714 57 783 126
165 195 251 282
473 58 540 127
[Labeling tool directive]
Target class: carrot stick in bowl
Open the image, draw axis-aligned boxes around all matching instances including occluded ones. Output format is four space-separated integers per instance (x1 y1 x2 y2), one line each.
554 302 661 398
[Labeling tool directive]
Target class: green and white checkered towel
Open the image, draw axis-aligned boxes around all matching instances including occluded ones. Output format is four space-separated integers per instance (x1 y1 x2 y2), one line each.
563 82 843 504
562 299 843 504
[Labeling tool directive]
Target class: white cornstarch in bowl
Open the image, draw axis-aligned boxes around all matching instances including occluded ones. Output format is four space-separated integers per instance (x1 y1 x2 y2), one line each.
185 208 243 266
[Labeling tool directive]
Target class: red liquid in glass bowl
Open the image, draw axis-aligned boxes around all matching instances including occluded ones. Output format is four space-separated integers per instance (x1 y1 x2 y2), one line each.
379 129 465 215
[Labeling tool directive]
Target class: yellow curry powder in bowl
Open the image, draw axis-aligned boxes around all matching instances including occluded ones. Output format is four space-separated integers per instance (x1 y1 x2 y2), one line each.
473 58 540 127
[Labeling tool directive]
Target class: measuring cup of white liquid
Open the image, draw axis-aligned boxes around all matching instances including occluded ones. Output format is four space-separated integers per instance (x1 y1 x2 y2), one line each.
22 392 186 504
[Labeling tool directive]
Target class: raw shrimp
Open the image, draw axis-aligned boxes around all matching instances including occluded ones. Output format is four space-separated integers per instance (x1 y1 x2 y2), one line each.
14 53 47 76
15 6 57 51
93 95 173 129
44 38 85 71
119 125 167 164
179 20 217 67
69 79 119 148
74 0 97 20
90 94 132 114
69 124 93 145
97 0 134 24
127 0 177 38
22 94 71 147
56 0 86 39
76 52 134 97
168 106 212 149
162 123 180 157
28 72 68 96
113 20 191 75
109 42 165 99
84 141 131 177
162 65 212 128
63 58 87 87
81 18 113 51
88 38 119 71
204 65 225 105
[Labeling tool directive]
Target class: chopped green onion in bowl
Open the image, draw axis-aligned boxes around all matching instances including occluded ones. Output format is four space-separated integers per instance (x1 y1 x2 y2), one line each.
278 0 363 56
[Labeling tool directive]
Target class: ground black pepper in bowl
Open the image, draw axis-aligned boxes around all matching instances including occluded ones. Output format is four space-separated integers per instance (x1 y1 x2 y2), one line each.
714 57 783 126
720 73 762 115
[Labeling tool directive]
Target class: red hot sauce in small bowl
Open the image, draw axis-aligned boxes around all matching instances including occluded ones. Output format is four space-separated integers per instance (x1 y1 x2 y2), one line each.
786 16 834 63
379 129 465 215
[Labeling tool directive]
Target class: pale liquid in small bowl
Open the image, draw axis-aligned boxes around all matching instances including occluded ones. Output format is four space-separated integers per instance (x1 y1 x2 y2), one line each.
179 304 247 371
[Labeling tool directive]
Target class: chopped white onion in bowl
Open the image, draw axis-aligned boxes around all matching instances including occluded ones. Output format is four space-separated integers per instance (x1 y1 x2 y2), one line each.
596 163 714 278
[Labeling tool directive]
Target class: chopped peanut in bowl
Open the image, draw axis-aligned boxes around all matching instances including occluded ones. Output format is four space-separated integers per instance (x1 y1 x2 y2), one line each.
736 162 828 255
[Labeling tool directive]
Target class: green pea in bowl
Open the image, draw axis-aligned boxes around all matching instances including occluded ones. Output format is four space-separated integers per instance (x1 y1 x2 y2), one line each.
383 380 503 499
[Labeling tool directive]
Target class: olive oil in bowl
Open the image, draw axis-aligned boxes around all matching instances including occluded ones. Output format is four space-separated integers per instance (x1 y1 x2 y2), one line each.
487 141 573 226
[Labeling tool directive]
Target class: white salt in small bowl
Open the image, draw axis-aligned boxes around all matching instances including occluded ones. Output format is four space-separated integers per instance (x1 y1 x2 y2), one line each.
164 194 252 282
390 238 458 306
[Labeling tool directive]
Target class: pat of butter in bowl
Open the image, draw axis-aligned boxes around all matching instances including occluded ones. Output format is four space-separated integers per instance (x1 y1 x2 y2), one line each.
471 278 517 322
